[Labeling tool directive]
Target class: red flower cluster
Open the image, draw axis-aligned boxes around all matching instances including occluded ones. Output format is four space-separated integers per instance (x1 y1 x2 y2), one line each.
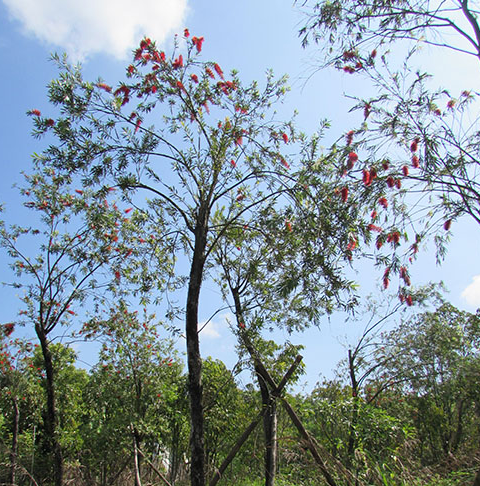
411 155 420 168
173 55 183 69
282 133 289 144
386 231 400 245
192 36 204 53
399 266 411 286
378 197 388 208
3 323 14 337
346 130 354 146
341 186 349 202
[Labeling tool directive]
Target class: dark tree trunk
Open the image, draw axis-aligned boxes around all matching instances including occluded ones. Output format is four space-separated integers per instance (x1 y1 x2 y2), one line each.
259 380 277 486
36 326 63 486
186 217 208 486
9 397 19 486
347 349 359 466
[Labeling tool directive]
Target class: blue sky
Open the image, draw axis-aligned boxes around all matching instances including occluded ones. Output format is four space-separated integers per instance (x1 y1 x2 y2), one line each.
1 0 479 390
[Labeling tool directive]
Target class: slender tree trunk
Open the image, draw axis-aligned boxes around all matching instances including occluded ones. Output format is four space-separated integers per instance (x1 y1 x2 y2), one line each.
258 375 277 486
347 349 359 467
132 429 142 486
9 397 20 486
36 327 63 486
186 216 208 486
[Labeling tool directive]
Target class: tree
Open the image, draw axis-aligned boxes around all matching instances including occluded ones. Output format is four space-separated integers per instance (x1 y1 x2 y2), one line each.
29 31 369 486
81 304 183 486
298 0 480 298
0 165 141 486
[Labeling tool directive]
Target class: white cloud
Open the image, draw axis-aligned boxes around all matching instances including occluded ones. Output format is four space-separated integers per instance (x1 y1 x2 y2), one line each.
461 275 480 308
199 313 234 339
2 0 189 61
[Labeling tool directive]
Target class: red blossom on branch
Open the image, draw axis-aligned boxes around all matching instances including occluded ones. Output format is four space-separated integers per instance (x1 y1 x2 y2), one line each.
282 133 289 144
214 63 224 79
378 197 388 208
192 36 204 53
173 55 183 69
341 186 349 202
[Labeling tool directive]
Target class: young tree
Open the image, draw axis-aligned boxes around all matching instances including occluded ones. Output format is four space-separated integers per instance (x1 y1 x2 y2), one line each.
0 166 141 486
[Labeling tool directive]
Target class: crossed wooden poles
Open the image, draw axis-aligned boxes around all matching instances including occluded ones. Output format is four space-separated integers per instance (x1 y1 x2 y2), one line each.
209 332 339 486
142 331 344 486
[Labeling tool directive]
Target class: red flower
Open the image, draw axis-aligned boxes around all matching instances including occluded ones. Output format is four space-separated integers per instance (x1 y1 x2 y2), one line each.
30 109 41 116
367 223 382 233
405 295 413 306
184 28 190 38
363 169 371 186
371 49 377 58
376 237 383 250
97 82 112 93
285 220 293 232
206 67 215 78
281 158 290 169
135 118 142 133
191 73 199 83
410 138 419 153
238 322 245 329
411 155 420 168
176 81 186 93
214 63 224 79
447 99 456 110
346 130 354 146
75 189 83 195
341 187 349 202
124 208 133 213
173 54 183 69
192 36 204 53
386 176 394 188
46 118 55 127
343 66 355 74
343 51 356 60
444 219 452 231
395 178 402 189
282 133 289 144
235 136 243 146
3 323 14 337
347 152 358 169
382 160 390 170
230 159 236 168
115 270 121 281
67 310 75 315
402 165 409 176
378 197 388 208
371 210 377 219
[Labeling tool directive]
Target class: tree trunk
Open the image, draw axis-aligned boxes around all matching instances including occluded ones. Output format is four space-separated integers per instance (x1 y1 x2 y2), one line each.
132 429 142 486
36 327 63 486
9 397 19 486
347 349 359 467
258 374 277 486
186 218 208 486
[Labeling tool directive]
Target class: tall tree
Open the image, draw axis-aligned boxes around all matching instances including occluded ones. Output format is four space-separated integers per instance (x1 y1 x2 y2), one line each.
29 32 367 485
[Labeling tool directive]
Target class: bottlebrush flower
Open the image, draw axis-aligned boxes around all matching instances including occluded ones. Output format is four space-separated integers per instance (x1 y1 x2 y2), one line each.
363 169 371 186
285 220 292 232
206 67 215 78
176 81 186 93
371 210 377 219
173 55 183 69
395 179 401 189
282 133 289 144
405 295 413 306
3 323 14 337
135 118 142 133
75 189 84 195
411 155 420 168
46 119 55 127
402 165 409 176
378 197 388 208
371 49 377 58
281 158 290 169
230 159 236 167
343 66 355 74
410 138 419 152
214 63 224 79
382 160 390 170
376 236 383 250
115 270 121 281
29 109 41 116
444 219 452 231
341 187 349 202
191 73 199 83
346 130 354 145
386 231 400 244
347 152 358 169
192 36 204 53
184 28 190 37
124 208 133 213
367 223 382 233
